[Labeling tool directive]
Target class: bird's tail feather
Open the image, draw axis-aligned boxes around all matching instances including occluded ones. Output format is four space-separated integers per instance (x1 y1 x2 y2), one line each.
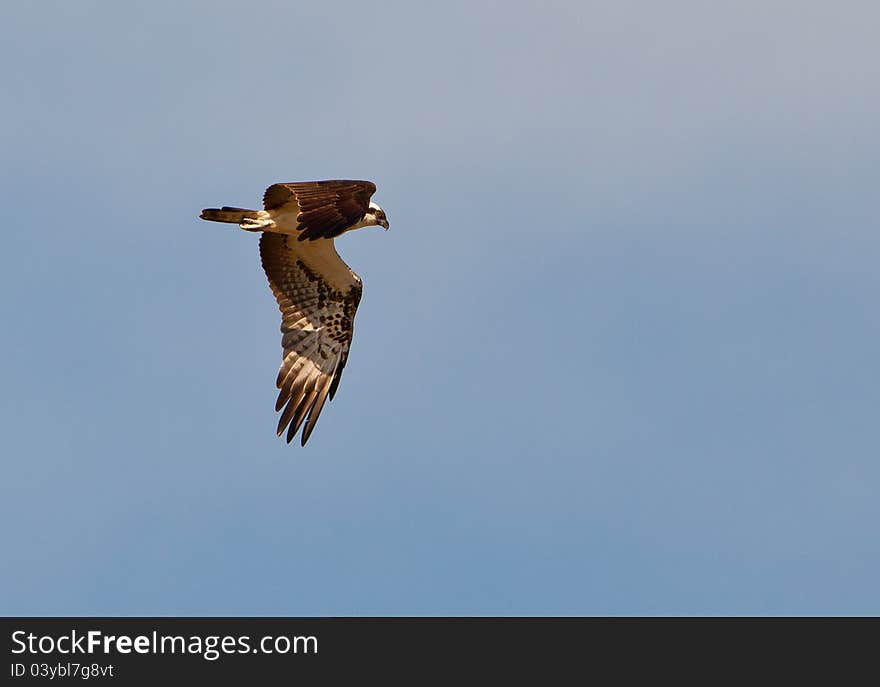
199 207 274 231
200 206 259 223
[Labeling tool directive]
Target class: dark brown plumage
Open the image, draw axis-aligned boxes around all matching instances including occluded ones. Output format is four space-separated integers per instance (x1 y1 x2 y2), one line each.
263 180 377 241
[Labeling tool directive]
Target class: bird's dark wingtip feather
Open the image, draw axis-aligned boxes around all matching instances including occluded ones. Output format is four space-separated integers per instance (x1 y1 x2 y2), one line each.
286 416 300 444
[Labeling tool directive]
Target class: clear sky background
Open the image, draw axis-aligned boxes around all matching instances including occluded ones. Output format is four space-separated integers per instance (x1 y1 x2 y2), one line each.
1 1 878 615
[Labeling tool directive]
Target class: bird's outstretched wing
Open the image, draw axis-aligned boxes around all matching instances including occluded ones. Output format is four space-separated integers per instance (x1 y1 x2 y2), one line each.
259 232 363 446
263 180 377 241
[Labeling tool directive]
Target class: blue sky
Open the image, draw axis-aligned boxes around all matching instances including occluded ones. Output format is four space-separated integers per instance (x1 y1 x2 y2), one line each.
1 1 878 615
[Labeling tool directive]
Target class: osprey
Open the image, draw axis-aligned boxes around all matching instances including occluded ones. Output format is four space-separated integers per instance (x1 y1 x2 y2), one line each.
200 180 389 446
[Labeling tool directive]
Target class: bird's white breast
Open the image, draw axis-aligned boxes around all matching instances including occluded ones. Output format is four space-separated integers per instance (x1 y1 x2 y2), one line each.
266 204 302 235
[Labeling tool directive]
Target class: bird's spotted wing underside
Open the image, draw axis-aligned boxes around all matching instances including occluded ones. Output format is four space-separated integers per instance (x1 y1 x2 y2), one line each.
263 180 377 241
259 232 362 445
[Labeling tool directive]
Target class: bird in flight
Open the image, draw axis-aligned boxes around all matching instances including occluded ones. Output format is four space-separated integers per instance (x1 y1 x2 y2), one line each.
200 180 389 446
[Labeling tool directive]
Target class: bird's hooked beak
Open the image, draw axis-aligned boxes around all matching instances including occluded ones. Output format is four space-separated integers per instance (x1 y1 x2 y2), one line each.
379 218 389 230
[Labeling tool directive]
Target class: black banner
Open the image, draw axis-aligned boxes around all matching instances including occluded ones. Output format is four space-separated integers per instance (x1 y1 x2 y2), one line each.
2 618 875 682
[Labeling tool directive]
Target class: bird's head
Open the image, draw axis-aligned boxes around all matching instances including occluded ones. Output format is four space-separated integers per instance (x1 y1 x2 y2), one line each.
366 202 390 230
